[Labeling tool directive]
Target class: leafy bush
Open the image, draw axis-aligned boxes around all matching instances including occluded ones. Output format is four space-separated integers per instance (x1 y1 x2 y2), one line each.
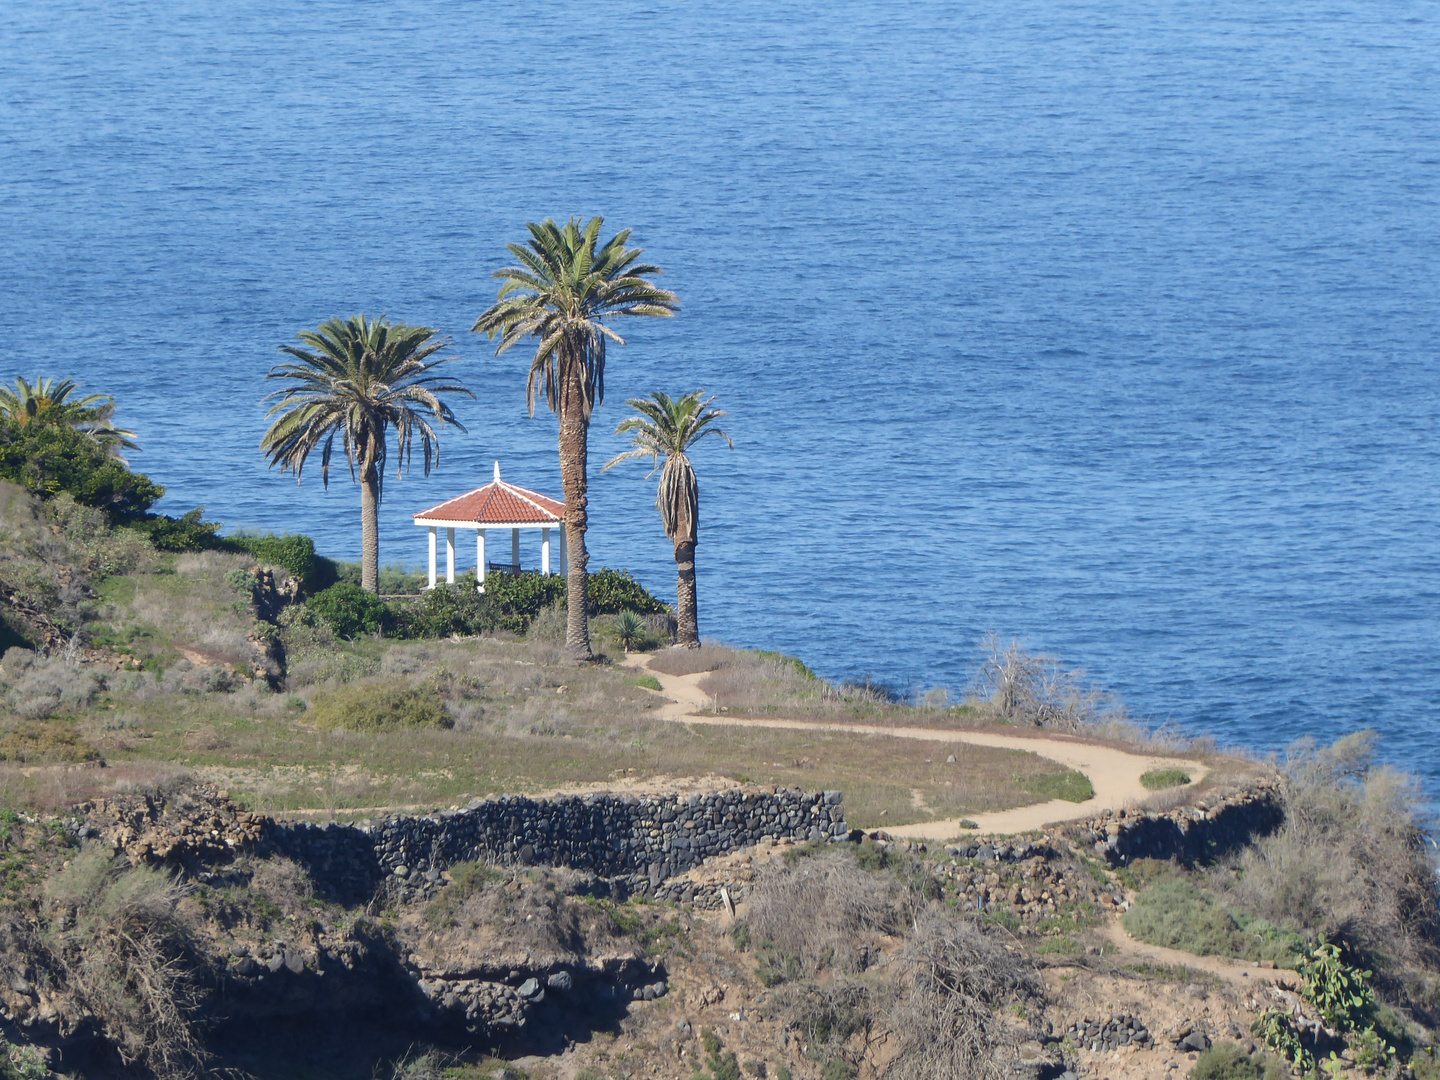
306 583 388 639
126 507 225 552
307 681 452 731
1189 1042 1287 1080
587 567 667 616
1 1038 49 1080
0 418 163 517
1141 768 1191 790
482 570 568 633
232 532 324 590
391 586 495 639
330 559 423 595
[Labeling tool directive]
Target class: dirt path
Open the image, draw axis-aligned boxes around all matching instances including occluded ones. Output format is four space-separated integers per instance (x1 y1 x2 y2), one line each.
1098 917 1300 991
623 654 1208 838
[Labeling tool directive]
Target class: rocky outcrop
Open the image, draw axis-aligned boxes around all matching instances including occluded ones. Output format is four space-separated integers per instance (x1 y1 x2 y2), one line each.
1065 777 1284 866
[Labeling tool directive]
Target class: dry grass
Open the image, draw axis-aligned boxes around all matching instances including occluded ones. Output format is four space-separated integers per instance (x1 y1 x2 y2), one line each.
43 849 206 1077
14 631 1079 823
1223 733 1440 1018
884 907 1043 1080
746 851 905 975
647 643 745 677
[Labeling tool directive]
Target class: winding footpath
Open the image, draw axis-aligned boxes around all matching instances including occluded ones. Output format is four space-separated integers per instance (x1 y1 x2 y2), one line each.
621 653 1208 839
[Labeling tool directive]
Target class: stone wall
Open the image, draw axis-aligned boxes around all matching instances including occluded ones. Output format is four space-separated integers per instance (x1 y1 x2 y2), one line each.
1064 777 1284 866
263 788 847 904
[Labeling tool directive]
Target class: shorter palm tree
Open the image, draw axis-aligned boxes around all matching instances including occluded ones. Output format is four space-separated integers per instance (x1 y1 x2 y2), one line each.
261 315 473 593
605 390 732 647
0 376 139 461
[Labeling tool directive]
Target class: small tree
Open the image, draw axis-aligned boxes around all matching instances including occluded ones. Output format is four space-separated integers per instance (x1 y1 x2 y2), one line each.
605 390 732 648
0 376 138 461
261 314 472 593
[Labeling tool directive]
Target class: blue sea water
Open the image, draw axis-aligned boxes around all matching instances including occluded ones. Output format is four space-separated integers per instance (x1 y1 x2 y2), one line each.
2 1 1437 800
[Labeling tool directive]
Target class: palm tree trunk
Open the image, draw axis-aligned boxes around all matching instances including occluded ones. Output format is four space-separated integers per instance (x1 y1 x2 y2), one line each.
558 360 593 662
360 463 381 594
674 539 699 647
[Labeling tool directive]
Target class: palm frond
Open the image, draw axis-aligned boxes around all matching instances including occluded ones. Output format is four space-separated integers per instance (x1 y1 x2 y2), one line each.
473 217 678 421
260 314 473 492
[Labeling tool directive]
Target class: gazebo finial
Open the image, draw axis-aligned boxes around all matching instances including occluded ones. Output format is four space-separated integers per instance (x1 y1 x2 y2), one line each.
494 460 501 482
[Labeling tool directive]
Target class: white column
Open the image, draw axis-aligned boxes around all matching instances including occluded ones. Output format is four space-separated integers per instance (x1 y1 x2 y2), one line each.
558 525 567 575
476 529 487 591
445 527 456 585
541 527 551 575
511 527 520 571
427 526 437 589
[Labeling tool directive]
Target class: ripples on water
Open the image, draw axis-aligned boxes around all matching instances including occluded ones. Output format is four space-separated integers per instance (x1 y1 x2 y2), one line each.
1 1 1437 801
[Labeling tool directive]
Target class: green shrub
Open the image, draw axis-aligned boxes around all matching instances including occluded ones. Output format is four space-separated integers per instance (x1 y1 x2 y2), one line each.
1189 1042 1287 1080
0 418 163 517
327 559 424 595
307 682 452 732
1 1038 49 1080
1141 768 1191 790
1023 769 1095 803
482 570 568 633
472 568 665 633
392 585 495 639
627 672 663 691
306 583 388 639
587 567 667 616
232 532 323 590
0 720 101 763
121 507 226 552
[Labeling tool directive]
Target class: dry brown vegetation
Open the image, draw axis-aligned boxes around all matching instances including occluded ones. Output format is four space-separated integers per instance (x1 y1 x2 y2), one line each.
1224 732 1440 1019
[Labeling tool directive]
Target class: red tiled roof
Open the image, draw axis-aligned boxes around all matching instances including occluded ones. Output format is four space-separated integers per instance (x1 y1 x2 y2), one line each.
414 471 563 525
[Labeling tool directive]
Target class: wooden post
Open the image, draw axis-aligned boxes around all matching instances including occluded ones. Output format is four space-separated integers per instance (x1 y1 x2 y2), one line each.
427 526 437 589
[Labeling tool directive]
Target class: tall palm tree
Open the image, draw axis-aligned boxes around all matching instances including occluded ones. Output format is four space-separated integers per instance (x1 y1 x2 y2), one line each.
473 217 678 661
0 376 139 461
605 391 732 648
261 314 472 593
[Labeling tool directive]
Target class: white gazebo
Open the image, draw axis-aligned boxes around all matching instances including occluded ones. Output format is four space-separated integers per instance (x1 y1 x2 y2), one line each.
412 462 566 590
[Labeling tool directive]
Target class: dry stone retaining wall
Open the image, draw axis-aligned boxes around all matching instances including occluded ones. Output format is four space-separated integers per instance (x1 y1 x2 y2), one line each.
262 788 847 904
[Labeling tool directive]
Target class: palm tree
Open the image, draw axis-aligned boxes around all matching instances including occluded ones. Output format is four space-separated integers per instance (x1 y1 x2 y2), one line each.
0 376 139 461
261 314 473 593
473 217 678 661
605 390 732 648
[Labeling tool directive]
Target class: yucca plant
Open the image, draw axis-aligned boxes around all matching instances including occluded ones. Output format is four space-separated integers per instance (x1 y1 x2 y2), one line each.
605 390 732 647
612 610 646 653
473 217 678 662
261 315 473 593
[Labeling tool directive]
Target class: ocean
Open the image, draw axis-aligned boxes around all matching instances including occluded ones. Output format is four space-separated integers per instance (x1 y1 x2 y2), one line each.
2 0 1437 801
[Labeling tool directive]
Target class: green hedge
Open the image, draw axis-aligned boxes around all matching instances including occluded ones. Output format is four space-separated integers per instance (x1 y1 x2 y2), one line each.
306 583 389 639
0 418 162 518
392 586 496 638
126 508 226 552
476 567 665 634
